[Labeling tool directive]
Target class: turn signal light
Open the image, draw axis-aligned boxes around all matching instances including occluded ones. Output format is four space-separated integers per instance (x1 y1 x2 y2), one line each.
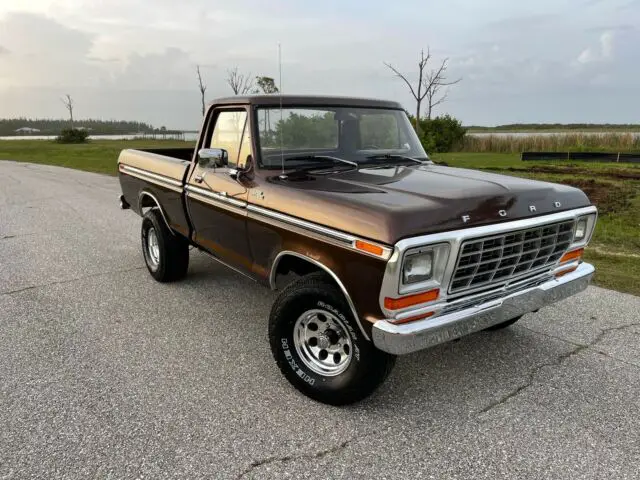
560 248 584 264
354 240 384 257
384 288 440 310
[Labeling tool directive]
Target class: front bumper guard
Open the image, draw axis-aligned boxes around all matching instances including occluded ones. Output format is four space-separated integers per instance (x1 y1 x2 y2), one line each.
372 262 594 355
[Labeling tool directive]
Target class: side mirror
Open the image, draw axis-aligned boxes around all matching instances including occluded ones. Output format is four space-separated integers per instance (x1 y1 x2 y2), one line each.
198 148 228 168
229 155 254 180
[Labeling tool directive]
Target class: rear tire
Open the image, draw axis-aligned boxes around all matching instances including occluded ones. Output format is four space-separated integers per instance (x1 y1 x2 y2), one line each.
485 315 523 331
269 272 395 405
141 209 189 282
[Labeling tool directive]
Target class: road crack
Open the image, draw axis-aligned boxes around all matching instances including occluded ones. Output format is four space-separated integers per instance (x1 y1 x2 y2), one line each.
479 322 640 414
1 266 146 295
1 232 41 240
236 437 357 479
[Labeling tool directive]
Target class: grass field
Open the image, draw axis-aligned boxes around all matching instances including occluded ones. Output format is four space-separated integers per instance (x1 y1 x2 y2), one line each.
460 132 640 153
1 139 638 296
0 139 192 175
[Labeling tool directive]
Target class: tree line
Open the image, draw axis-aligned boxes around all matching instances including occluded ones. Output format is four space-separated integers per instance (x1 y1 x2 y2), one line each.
0 118 165 136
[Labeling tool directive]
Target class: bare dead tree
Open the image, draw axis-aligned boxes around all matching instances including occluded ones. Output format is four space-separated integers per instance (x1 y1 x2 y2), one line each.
255 76 279 94
424 59 461 120
384 48 461 134
226 67 255 95
61 94 74 128
384 49 431 136
196 65 207 116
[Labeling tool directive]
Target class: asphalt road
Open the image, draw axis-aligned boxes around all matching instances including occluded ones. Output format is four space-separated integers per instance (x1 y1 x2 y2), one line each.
1 160 639 479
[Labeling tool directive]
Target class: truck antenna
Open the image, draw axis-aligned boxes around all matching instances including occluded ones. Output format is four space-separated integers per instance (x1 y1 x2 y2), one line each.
278 42 285 175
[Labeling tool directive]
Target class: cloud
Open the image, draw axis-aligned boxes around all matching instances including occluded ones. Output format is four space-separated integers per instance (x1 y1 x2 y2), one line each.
576 30 615 64
577 48 596 64
1 1 640 126
600 31 614 57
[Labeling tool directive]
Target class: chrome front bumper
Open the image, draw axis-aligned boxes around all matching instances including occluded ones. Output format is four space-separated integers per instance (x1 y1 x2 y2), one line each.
372 262 594 355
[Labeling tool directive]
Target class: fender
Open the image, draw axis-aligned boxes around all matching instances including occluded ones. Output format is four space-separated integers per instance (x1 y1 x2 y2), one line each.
269 250 370 341
138 190 174 235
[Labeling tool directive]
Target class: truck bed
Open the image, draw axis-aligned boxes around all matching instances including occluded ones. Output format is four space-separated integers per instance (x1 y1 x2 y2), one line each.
117 147 193 237
136 147 194 162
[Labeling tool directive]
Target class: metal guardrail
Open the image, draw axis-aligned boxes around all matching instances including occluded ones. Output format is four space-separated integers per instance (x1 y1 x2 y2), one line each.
521 152 640 163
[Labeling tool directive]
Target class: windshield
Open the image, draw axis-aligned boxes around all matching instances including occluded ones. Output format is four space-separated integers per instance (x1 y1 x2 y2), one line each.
256 106 428 169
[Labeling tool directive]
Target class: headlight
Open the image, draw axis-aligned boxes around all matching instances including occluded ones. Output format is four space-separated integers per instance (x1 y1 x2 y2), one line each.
571 213 597 247
574 217 588 241
400 243 450 294
403 251 433 284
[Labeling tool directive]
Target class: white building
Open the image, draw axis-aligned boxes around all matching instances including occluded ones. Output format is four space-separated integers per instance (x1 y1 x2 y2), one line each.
14 127 41 134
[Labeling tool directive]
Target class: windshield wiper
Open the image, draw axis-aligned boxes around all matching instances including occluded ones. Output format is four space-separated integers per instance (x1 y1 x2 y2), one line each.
365 154 429 165
284 155 358 168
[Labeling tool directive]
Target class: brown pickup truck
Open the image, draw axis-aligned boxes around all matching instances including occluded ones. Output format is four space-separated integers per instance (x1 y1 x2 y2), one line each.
117 95 597 405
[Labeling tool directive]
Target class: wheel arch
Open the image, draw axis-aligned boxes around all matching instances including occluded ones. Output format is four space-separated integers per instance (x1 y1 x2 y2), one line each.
138 190 174 235
270 251 370 341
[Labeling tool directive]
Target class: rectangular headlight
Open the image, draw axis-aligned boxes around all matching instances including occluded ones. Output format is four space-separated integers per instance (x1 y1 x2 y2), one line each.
400 243 450 294
574 217 588 241
571 213 597 247
402 251 433 285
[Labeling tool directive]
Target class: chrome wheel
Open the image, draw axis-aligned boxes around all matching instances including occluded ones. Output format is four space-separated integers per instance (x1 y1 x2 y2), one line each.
146 227 160 267
293 309 353 376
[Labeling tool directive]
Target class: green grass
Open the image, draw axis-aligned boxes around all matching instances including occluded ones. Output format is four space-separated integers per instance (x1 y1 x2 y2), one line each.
583 251 640 296
1 141 637 296
0 139 193 175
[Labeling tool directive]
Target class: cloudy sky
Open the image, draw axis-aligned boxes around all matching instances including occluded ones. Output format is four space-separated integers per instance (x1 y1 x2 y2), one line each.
0 0 637 129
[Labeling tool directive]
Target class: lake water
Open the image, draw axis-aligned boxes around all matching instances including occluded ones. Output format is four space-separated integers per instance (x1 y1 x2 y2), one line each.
0 133 199 141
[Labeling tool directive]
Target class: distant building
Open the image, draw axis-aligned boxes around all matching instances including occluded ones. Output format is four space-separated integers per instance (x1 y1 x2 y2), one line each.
14 127 41 134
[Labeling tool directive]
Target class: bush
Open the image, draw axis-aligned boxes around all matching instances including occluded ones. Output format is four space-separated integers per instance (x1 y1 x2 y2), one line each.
418 115 466 153
409 115 466 153
56 128 89 144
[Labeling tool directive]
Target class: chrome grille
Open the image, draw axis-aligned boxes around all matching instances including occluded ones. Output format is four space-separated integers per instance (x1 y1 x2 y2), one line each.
449 220 575 294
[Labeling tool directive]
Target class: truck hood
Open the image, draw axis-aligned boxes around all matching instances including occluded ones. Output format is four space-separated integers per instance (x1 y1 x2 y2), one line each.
260 163 592 245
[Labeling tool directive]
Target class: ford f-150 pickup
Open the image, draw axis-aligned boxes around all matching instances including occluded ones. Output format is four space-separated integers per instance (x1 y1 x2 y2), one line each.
117 95 597 405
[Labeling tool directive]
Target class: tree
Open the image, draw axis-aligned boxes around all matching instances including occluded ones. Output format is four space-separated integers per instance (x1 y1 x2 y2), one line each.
384 48 461 134
255 76 279 133
196 65 207 116
60 94 74 128
226 67 255 95
255 76 279 94
424 61 461 120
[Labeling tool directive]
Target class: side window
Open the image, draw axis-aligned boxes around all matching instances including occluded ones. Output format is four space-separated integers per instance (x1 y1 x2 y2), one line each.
209 110 247 167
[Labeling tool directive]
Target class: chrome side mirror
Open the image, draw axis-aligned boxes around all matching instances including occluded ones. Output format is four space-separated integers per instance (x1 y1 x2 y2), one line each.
197 148 228 168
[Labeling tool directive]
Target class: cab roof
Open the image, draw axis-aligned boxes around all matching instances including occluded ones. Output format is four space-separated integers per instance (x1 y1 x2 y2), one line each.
210 94 403 110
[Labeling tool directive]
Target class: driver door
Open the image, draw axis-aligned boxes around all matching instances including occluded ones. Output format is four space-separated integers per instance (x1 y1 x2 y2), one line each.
185 108 253 273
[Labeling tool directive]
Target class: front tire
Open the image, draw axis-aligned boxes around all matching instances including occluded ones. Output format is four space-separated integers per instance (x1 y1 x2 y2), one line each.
141 209 189 282
485 315 523 331
269 272 395 405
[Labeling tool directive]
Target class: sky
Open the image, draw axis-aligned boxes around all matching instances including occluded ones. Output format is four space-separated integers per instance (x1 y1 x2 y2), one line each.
0 0 638 129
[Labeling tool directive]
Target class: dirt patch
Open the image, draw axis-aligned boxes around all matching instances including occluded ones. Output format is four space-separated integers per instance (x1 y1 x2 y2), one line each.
556 179 634 214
